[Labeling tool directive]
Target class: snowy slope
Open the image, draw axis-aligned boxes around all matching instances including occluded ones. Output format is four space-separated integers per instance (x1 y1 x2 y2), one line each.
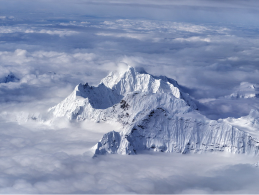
223 109 259 137
93 96 259 156
49 66 196 120
49 83 122 120
49 66 259 156
101 66 197 109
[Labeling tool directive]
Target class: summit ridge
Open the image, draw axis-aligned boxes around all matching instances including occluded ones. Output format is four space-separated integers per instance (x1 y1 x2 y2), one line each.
49 66 197 120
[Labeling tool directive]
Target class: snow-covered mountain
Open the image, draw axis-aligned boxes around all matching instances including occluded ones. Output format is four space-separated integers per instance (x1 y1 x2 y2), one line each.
49 66 196 120
223 109 259 137
49 66 259 156
92 99 259 156
225 82 259 99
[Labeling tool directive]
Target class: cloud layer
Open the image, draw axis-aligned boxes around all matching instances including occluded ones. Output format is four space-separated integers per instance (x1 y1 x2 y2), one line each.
1 118 259 194
1 0 259 193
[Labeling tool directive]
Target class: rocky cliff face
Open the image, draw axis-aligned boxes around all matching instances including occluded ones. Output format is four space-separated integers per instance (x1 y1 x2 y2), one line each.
49 66 259 156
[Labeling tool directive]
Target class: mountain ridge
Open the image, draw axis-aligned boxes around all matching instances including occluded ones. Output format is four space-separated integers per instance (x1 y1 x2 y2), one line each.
49 66 259 156
49 66 197 120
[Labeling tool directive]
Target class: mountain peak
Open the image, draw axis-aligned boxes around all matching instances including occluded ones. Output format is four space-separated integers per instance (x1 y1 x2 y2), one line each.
100 66 196 109
100 65 134 88
224 82 259 99
248 109 259 119
239 82 257 90
48 67 259 157
50 66 197 120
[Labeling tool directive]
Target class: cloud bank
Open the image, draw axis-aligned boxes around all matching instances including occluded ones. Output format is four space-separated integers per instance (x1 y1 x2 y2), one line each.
1 118 259 194
0 0 259 193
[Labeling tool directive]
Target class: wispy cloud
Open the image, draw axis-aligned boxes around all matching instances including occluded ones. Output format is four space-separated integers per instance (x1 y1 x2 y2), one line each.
0 26 78 37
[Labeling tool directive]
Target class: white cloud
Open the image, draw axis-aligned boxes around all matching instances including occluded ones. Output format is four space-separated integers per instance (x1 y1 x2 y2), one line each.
0 26 78 37
37 29 78 37
0 15 14 20
96 32 148 41
0 116 259 194
175 36 211 42
0 0 259 193
100 19 214 34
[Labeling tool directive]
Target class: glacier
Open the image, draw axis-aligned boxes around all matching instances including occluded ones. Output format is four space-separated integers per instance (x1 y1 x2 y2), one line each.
49 66 259 156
